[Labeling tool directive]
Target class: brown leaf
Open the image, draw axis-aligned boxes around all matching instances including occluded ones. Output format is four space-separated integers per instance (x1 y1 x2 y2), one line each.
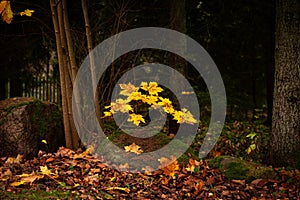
5 154 24 164
45 157 55 163
55 147 75 157
251 179 263 185
21 174 44 184
124 143 143 154
206 176 215 185
194 180 204 195
231 179 245 185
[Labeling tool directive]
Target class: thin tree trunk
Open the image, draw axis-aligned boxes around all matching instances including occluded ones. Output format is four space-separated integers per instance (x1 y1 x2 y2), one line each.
81 0 103 125
62 0 77 83
267 0 300 167
50 0 70 148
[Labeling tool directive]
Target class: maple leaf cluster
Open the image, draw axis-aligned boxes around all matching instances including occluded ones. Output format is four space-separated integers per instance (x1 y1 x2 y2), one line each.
103 82 197 126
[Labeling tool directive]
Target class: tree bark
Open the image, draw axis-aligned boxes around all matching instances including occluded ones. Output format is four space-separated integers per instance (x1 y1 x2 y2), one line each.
50 0 80 149
63 0 77 84
268 0 300 167
168 0 187 134
81 0 103 126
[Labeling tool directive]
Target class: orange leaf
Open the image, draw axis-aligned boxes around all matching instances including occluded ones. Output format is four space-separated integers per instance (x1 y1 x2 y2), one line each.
124 143 143 154
159 155 179 178
213 151 221 158
194 180 204 195
161 177 169 185
105 186 130 193
119 163 130 170
0 1 13 24
185 158 200 173
45 157 55 163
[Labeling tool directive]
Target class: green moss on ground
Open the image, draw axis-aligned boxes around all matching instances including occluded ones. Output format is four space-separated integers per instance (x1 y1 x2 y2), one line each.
209 156 277 181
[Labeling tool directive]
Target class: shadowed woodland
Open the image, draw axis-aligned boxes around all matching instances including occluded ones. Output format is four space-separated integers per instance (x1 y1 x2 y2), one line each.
0 0 299 199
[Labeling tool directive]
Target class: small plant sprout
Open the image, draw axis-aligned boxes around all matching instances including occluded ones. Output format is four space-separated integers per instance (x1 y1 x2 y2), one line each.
103 82 198 126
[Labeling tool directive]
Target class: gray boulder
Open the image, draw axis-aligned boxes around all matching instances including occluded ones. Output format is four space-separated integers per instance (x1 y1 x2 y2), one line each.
0 97 65 159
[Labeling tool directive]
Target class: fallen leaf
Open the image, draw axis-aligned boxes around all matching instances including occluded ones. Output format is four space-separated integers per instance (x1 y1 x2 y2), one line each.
213 151 221 158
0 169 12 181
194 180 204 195
10 180 25 187
124 143 143 154
185 158 200 173
106 186 130 193
161 177 170 185
119 163 130 170
45 157 55 163
40 165 53 175
5 154 24 164
21 174 44 184
231 179 245 185
159 155 179 178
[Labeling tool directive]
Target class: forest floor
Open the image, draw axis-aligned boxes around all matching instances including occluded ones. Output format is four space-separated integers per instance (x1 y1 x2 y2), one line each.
1 121 300 199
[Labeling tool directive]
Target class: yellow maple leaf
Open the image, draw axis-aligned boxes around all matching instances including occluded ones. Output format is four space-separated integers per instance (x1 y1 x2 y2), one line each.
128 113 145 126
19 9 34 16
119 83 139 96
110 99 133 113
127 91 147 102
10 180 25 187
140 82 163 95
0 1 13 24
145 95 158 105
103 111 112 117
185 158 201 173
124 143 143 154
172 108 197 124
157 97 175 114
40 165 52 175
158 155 179 178
83 145 95 155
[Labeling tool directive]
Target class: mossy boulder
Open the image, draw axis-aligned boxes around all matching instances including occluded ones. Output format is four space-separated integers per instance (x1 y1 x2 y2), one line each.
209 156 277 181
0 97 65 159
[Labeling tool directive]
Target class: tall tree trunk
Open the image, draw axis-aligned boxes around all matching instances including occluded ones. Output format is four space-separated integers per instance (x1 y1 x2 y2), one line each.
168 0 187 134
169 0 187 76
268 0 300 167
62 0 77 83
50 0 79 149
50 0 70 148
81 0 102 125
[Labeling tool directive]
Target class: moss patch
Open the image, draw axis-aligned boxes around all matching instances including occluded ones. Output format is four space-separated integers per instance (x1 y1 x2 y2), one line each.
209 156 277 181
0 189 80 200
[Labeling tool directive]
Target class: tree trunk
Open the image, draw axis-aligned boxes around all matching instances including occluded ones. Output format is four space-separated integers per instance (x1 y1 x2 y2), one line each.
267 0 300 167
81 0 102 125
50 0 80 149
168 0 187 134
62 0 77 84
